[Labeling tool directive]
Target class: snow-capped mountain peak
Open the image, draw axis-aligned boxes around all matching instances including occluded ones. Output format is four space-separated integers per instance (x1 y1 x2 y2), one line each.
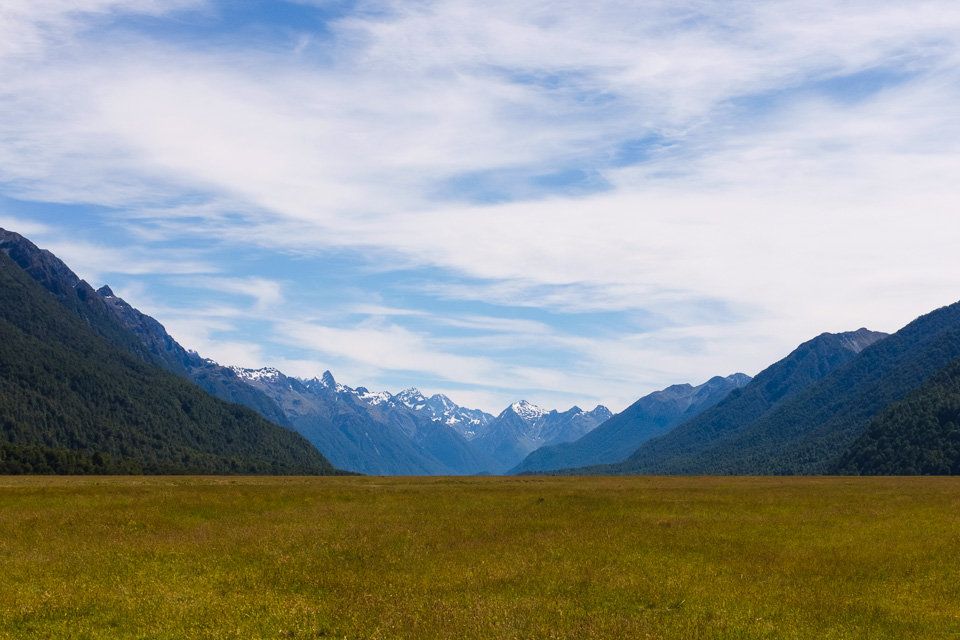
379 388 494 438
395 387 428 408
356 387 392 406
509 400 546 422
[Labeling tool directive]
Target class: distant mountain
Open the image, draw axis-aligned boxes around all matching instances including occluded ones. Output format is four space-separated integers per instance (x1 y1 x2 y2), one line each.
835 356 960 475
512 373 750 474
230 368 440 475
0 232 336 475
393 388 494 440
228 368 611 474
594 328 889 475
231 369 493 475
473 401 612 473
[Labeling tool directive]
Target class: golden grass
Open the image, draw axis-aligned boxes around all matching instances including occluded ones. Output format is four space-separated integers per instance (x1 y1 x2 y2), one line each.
0 476 958 639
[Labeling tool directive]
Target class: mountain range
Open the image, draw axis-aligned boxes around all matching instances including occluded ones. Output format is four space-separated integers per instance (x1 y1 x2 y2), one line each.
474 401 613 473
589 309 960 475
4 226 960 476
511 373 751 474
0 227 610 475
226 368 611 475
228 367 492 475
586 328 888 474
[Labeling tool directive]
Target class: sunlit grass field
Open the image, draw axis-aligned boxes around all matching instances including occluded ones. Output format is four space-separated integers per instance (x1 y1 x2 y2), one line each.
1 476 958 639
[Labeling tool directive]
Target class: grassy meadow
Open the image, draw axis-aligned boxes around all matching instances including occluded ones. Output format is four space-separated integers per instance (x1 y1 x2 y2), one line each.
0 476 958 639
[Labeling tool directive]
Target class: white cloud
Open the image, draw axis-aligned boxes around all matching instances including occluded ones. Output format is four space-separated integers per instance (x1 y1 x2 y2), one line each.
347 304 430 318
2 1 960 409
11 235 217 284
435 315 554 335
179 276 284 311
186 338 266 370
0 215 50 237
0 0 202 59
275 317 600 394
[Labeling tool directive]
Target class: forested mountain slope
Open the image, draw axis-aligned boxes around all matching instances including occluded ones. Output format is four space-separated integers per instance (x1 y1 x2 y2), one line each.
512 374 750 474
0 247 336 475
0 228 292 428
607 302 960 474
836 356 960 475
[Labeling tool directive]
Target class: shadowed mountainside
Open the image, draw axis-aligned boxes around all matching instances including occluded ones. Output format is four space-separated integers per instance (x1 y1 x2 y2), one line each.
0 242 337 475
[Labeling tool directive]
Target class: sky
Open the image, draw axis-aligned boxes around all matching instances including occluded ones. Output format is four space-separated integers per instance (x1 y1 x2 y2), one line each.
1 1 959 413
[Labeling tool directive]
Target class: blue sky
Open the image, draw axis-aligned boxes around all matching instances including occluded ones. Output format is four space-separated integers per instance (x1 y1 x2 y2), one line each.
2 1 960 412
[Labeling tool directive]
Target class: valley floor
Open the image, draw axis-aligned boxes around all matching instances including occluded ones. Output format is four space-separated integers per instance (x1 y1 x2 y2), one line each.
0 476 958 639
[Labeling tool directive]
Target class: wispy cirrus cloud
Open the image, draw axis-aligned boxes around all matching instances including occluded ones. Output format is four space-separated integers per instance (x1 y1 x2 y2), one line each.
178 276 285 311
0 215 49 237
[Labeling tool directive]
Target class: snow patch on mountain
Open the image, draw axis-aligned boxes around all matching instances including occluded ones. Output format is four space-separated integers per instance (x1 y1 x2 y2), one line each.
356 387 392 405
509 400 546 422
232 366 283 382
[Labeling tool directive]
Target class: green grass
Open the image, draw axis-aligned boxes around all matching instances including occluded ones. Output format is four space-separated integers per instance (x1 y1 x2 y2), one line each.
1 477 959 639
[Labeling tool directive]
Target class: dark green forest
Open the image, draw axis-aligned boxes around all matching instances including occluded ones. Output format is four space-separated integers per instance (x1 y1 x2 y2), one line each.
0 251 336 475
837 357 960 475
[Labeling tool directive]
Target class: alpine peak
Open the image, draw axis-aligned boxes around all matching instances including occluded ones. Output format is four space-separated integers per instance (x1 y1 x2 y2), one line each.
509 400 545 421
320 370 337 388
